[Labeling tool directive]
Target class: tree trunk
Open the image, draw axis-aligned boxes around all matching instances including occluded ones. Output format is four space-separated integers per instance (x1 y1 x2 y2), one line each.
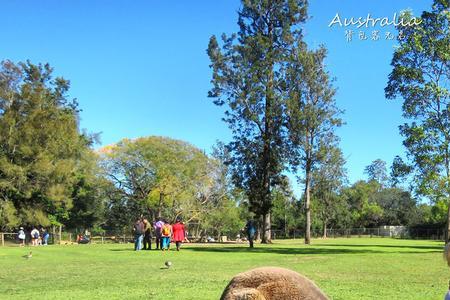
256 222 261 241
261 212 271 243
52 225 56 244
322 220 327 239
445 150 450 243
305 160 311 245
446 202 450 243
284 210 288 238
259 13 274 245
157 192 164 218
58 225 62 245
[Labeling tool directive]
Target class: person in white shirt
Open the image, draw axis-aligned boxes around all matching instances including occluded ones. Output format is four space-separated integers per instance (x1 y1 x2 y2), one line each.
30 228 40 246
18 227 26 247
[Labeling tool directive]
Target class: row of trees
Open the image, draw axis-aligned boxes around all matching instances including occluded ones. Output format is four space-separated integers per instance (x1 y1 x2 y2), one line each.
208 0 450 242
0 59 446 239
1 0 449 244
99 137 243 237
0 64 244 236
272 158 448 238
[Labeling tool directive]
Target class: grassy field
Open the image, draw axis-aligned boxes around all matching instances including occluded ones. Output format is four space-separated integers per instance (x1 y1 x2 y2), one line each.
0 238 448 299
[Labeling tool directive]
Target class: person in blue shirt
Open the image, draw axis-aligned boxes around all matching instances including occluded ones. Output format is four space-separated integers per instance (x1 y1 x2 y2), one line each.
245 219 257 248
41 228 49 245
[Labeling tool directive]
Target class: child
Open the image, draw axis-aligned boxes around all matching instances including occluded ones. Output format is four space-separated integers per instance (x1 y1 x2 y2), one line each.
161 221 172 251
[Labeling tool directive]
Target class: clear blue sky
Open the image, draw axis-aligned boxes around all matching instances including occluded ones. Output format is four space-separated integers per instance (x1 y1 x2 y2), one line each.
1 0 432 192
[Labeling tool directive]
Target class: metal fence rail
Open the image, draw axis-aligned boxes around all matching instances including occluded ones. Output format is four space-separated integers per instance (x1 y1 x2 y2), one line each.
271 227 445 240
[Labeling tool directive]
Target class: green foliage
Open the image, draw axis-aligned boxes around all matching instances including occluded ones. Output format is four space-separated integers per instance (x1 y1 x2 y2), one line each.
373 188 417 226
203 196 244 239
339 180 421 227
390 156 413 188
0 200 19 229
285 44 343 243
271 177 300 235
310 146 347 235
364 159 389 187
100 136 240 234
385 0 450 238
0 60 93 229
66 150 108 231
342 181 383 227
385 2 450 202
430 199 448 224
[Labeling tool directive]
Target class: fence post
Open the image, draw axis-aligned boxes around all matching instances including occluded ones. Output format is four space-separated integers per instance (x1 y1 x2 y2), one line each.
102 235 104 244
1 233 4 247
69 233 72 242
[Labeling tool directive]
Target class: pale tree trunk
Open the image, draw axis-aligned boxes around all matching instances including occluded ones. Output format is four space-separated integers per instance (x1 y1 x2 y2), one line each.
445 149 450 243
261 212 271 243
157 192 164 218
446 203 450 243
52 225 56 244
305 154 312 245
284 209 288 237
322 220 327 239
305 175 311 244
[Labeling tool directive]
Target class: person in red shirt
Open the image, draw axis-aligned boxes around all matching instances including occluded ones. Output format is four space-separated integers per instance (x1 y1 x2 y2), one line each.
171 217 186 251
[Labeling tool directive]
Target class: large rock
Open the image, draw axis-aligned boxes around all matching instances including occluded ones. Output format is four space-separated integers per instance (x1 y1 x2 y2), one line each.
220 267 329 300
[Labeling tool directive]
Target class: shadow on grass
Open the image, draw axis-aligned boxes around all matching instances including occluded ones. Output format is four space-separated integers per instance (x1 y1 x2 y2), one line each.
318 244 443 251
109 248 166 252
109 249 136 252
185 244 442 255
186 246 382 255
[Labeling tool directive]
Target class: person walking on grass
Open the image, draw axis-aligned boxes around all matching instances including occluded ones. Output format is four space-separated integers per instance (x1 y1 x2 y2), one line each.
161 220 172 251
245 219 256 248
18 227 26 247
30 227 40 246
133 218 144 251
41 228 49 245
143 218 152 250
172 217 186 251
154 218 164 250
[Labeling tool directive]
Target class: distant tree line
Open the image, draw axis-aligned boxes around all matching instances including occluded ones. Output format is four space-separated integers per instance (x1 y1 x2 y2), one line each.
0 60 446 239
1 0 449 244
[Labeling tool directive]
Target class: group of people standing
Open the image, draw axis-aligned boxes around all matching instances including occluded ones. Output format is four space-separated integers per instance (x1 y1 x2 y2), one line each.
133 217 187 251
18 226 50 246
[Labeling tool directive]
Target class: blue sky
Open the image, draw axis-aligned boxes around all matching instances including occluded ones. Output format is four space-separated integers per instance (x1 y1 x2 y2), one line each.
1 0 433 193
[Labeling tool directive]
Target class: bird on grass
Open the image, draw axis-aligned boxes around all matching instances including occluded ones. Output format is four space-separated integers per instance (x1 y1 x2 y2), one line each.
164 261 172 269
22 251 32 259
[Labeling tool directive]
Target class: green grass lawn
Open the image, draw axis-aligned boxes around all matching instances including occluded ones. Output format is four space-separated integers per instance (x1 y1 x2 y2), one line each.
0 238 448 299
